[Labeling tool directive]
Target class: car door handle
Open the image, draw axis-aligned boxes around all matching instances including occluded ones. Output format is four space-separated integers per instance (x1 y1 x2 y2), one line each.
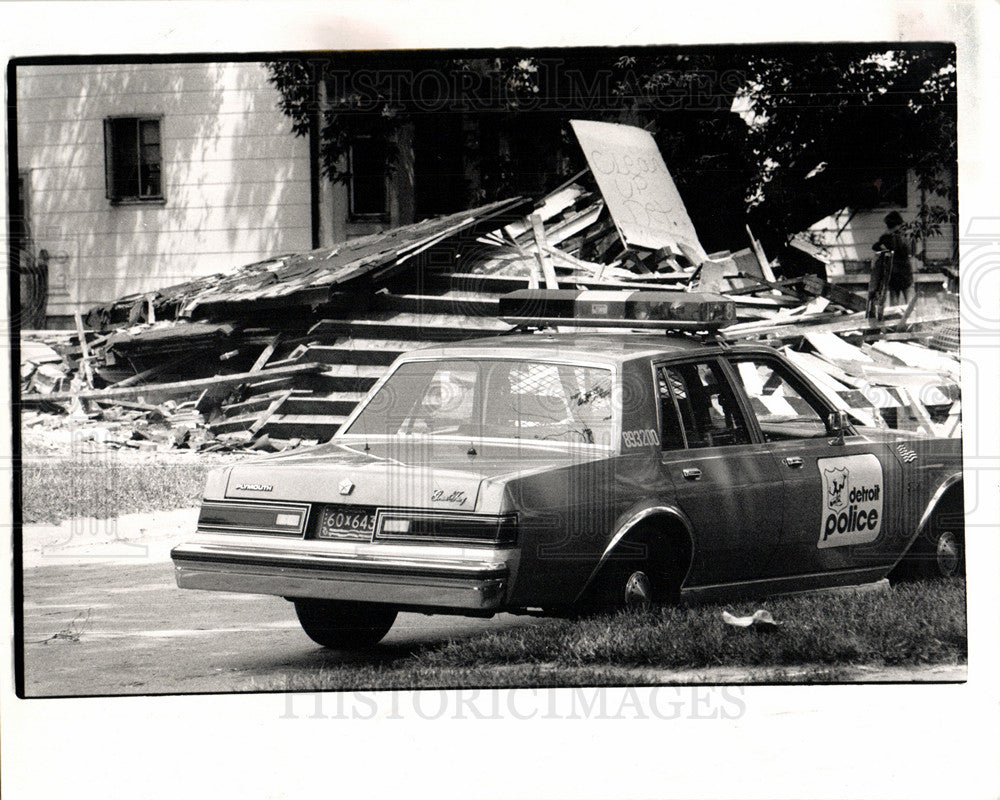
682 468 702 480
783 456 804 468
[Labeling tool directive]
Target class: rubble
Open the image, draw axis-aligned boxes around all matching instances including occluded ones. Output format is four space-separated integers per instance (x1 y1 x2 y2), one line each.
18 124 961 450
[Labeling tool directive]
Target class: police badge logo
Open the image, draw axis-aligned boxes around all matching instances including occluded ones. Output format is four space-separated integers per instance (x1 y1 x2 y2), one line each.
824 467 849 510
817 455 884 548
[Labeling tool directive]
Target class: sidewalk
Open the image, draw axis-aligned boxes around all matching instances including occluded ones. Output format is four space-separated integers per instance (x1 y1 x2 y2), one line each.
21 507 199 568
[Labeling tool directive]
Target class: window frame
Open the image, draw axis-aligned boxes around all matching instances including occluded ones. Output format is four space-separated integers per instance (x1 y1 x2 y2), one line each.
337 355 619 448
720 352 839 443
653 356 753 451
103 115 165 205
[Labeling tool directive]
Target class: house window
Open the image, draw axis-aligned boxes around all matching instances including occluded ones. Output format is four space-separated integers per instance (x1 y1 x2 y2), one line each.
348 136 388 220
872 170 907 209
104 116 163 203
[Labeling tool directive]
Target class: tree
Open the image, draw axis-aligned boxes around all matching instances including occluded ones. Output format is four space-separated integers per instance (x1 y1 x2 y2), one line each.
735 46 957 256
266 45 956 259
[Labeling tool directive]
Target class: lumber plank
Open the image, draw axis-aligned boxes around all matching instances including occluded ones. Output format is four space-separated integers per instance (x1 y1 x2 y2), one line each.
745 225 777 283
73 312 95 388
248 390 294 435
530 214 559 290
250 334 283 372
800 274 867 313
19 362 322 406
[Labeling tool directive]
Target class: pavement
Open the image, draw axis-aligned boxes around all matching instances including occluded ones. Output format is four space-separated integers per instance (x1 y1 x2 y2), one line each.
21 507 197 568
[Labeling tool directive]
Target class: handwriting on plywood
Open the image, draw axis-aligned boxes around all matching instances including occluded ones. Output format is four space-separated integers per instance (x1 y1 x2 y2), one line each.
570 120 707 262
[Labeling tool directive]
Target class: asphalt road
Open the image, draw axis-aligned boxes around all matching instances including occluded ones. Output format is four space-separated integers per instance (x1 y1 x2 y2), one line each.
20 558 534 697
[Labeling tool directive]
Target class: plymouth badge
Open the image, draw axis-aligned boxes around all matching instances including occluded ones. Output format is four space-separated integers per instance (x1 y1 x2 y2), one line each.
339 478 355 496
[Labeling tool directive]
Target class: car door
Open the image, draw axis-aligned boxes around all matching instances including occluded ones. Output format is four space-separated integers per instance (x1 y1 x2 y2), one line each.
655 358 785 586
722 352 904 584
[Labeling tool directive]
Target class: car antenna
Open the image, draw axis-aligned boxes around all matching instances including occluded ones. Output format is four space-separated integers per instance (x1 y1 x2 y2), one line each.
360 406 370 452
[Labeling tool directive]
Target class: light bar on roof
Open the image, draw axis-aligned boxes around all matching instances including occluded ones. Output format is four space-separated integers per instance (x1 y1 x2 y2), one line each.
498 289 736 331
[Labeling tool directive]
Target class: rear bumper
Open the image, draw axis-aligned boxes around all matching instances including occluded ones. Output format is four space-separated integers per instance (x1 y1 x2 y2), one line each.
171 541 509 611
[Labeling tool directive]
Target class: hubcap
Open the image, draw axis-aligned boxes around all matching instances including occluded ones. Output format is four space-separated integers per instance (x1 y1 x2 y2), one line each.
936 532 961 577
624 570 652 610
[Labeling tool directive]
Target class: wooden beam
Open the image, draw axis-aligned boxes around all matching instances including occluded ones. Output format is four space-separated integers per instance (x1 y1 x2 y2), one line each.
250 334 283 372
529 214 559 289
800 274 867 313
73 312 95 388
746 225 777 283
248 390 293 435
896 292 919 330
20 362 323 406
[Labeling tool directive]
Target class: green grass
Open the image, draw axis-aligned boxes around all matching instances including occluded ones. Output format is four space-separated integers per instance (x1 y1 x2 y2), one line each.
245 579 966 691
416 580 966 669
21 459 220 524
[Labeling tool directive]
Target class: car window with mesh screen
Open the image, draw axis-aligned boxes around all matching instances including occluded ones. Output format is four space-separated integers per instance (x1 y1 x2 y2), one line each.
728 357 829 440
656 367 686 450
659 361 749 448
342 359 614 445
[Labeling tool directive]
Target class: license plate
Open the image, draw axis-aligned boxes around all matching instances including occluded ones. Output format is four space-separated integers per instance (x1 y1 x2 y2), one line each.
317 506 377 540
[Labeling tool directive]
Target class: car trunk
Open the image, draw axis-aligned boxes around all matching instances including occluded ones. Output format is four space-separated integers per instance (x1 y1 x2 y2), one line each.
222 437 611 512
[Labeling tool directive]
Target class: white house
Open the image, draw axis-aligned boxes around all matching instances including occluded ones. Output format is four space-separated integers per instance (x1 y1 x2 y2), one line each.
805 169 956 275
14 61 467 327
15 62 316 324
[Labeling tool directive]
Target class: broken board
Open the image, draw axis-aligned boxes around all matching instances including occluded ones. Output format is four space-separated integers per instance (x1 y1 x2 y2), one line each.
569 120 708 262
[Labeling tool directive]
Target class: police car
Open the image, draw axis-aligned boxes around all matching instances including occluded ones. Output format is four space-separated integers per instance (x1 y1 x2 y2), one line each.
170 291 964 648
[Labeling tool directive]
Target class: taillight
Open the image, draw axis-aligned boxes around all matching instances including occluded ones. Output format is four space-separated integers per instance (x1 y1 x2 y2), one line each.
197 502 310 536
375 512 517 546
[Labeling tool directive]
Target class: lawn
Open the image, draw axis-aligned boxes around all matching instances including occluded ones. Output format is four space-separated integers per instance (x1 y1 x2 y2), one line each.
20 455 232 524
251 579 967 691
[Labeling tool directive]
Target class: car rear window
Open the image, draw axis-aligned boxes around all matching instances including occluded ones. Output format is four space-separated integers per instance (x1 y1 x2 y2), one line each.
342 359 615 445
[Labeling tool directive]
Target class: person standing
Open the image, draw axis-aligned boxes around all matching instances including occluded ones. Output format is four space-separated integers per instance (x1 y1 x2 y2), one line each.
872 211 915 307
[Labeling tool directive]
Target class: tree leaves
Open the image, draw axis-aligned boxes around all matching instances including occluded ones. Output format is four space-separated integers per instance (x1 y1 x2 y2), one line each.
265 46 955 254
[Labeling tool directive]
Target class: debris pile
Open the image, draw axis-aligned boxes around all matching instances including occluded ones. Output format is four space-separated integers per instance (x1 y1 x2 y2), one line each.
19 122 961 449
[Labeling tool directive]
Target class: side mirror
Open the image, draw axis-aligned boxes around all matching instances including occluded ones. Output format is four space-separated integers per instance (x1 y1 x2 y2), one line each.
827 410 848 446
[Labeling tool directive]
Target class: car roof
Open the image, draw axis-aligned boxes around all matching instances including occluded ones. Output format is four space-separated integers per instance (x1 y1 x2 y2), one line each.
399 331 727 366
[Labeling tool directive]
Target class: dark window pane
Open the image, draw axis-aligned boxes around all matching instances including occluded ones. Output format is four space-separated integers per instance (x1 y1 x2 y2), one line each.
657 369 686 450
349 138 387 217
110 118 139 199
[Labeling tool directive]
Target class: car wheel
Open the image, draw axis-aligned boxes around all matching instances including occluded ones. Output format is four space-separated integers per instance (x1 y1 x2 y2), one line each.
585 558 655 614
892 526 965 581
623 569 653 610
293 599 398 649
928 529 964 578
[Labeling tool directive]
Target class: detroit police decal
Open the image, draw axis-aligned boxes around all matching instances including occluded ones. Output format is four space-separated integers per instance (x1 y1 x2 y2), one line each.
817 454 884 548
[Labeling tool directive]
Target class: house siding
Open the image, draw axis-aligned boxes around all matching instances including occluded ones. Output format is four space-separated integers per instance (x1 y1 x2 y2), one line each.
808 170 956 275
16 62 313 320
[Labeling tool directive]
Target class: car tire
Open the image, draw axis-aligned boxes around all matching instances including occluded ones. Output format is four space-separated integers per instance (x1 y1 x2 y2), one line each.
585 558 655 614
892 526 965 581
921 527 964 579
293 599 398 649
